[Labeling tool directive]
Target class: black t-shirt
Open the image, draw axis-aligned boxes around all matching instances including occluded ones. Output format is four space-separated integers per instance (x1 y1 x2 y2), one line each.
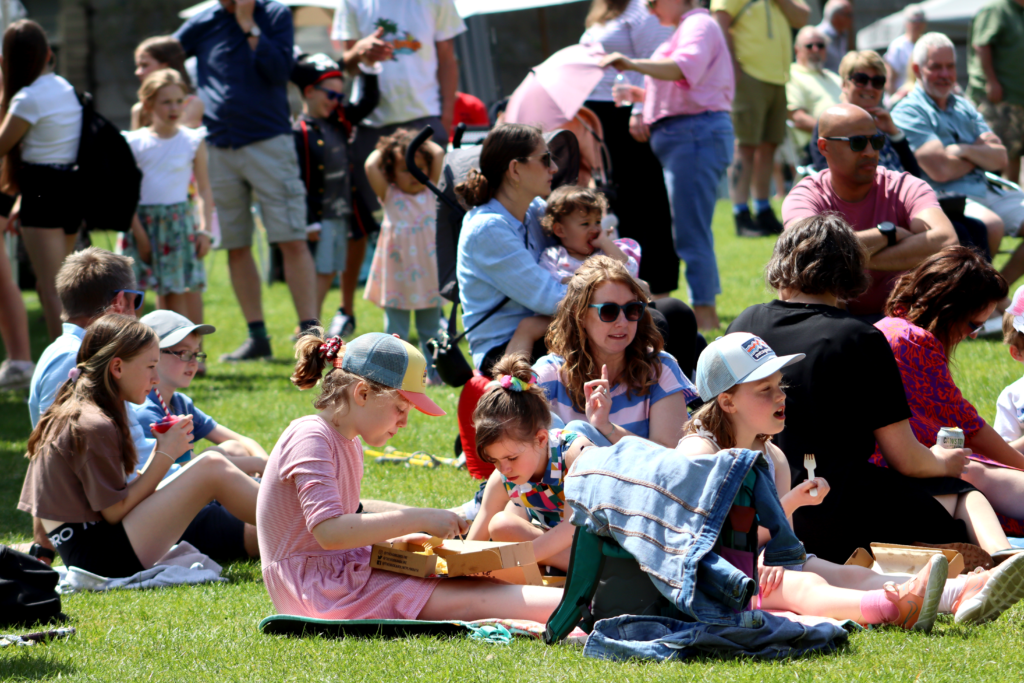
728 301 912 486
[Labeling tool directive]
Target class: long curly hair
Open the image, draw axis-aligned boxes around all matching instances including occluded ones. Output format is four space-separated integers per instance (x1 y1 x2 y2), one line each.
545 256 662 412
885 245 1008 358
27 314 156 476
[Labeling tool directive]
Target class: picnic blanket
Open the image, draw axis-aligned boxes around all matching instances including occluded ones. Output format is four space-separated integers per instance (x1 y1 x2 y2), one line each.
55 542 225 594
259 615 588 643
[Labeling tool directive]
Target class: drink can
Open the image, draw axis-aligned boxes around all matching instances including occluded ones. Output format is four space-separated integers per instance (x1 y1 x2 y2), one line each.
937 426 965 449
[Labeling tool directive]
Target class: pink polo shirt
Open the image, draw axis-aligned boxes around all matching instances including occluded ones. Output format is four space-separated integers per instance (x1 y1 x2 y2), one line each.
642 8 734 126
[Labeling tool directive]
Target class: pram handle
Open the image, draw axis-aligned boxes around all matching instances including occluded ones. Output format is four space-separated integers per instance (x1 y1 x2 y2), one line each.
406 125 463 215
452 122 466 149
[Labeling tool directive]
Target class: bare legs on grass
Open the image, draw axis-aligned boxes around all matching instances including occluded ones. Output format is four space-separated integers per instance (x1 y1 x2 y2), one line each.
125 452 259 568
21 227 71 340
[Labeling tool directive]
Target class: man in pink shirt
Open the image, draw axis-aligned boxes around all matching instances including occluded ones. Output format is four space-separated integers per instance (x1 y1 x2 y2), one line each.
782 103 958 317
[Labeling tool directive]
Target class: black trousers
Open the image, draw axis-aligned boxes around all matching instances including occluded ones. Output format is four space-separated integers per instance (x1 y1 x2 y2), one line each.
586 100 680 295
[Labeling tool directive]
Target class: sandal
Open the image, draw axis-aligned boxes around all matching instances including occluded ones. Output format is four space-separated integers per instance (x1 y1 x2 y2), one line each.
914 542 993 573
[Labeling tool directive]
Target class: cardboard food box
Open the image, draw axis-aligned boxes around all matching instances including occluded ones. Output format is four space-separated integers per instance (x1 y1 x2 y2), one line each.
370 538 545 585
845 543 965 577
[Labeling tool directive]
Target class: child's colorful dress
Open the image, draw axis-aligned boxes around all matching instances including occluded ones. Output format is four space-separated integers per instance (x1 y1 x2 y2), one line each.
364 186 442 311
256 415 437 619
500 428 578 530
118 127 207 295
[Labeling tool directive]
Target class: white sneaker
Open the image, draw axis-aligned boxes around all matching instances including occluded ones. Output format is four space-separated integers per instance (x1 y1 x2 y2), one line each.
954 553 1024 625
0 359 34 391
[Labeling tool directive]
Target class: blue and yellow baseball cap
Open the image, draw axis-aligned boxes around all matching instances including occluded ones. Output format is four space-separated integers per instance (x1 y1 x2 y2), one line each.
342 333 445 416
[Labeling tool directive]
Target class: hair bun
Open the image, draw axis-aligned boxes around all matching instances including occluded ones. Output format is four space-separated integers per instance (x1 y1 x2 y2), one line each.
455 168 490 207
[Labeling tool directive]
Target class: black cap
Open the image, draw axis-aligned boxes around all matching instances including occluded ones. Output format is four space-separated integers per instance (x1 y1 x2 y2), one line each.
291 53 344 90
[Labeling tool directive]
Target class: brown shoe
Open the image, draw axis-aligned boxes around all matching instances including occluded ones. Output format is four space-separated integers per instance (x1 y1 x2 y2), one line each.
915 542 993 572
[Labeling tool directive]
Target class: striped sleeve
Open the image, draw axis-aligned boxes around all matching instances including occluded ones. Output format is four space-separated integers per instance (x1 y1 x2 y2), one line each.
650 352 699 405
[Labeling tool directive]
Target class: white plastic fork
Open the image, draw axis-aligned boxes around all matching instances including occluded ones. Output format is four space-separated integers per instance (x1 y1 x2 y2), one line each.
804 454 818 497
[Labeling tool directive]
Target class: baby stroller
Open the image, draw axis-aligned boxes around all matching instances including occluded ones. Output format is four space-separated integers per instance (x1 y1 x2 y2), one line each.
403 123 581 387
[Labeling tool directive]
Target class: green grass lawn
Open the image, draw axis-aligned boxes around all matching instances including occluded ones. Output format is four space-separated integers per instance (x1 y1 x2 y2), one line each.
2 202 1023 681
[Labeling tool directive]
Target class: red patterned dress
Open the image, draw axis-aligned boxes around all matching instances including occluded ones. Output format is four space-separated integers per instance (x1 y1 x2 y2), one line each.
871 315 1024 536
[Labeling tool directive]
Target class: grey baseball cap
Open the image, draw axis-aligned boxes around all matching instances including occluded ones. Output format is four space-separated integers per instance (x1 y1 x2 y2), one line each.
140 310 216 348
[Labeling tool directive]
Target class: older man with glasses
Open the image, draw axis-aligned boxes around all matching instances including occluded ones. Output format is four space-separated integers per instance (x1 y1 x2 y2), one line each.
781 103 957 319
893 31 1024 292
786 26 843 153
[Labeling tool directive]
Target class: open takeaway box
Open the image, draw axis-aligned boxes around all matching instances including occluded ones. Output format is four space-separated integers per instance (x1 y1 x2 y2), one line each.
846 543 965 576
370 538 548 585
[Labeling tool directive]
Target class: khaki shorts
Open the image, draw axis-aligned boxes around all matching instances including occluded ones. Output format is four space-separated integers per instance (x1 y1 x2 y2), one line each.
207 134 308 250
966 185 1024 237
977 100 1024 160
731 69 788 147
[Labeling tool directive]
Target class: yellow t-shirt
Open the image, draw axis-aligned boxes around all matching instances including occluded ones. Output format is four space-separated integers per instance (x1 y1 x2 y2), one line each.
785 63 843 148
710 0 793 86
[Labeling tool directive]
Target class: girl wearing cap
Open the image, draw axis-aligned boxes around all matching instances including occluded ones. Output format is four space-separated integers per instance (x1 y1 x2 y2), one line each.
256 332 563 622
678 333 1024 628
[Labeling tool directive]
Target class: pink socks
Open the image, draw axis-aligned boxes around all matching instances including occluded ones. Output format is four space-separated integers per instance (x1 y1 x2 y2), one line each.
860 589 899 624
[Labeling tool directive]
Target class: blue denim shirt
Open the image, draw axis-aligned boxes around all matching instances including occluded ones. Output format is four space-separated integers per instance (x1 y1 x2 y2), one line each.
456 197 564 366
891 85 992 198
175 0 294 149
566 439 806 625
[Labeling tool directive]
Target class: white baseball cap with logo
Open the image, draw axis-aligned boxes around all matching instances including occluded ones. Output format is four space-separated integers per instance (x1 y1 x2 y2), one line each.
696 332 806 402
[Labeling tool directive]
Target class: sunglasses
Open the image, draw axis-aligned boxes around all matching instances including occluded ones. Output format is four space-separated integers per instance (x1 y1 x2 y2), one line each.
314 86 345 102
114 289 145 310
822 133 886 152
803 42 826 50
849 72 887 89
645 0 657 9
162 349 208 363
517 151 553 168
589 301 648 323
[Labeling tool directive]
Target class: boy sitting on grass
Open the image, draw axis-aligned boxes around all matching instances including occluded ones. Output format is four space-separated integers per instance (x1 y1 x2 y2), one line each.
136 310 269 476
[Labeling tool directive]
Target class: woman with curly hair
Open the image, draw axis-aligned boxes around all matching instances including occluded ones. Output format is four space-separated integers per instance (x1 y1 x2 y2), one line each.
534 256 697 448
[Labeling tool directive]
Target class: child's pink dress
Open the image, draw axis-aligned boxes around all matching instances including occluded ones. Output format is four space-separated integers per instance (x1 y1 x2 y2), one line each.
364 186 442 310
256 415 437 619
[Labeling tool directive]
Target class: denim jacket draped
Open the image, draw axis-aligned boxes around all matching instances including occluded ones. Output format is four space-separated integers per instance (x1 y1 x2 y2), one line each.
565 438 806 625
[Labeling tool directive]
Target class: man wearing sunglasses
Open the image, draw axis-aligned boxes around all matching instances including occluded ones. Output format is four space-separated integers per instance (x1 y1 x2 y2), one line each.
782 103 957 319
786 26 842 152
893 32 1024 294
24 248 155 565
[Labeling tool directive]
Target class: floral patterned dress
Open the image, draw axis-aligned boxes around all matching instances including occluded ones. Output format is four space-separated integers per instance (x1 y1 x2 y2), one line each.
871 315 1024 536
364 186 442 311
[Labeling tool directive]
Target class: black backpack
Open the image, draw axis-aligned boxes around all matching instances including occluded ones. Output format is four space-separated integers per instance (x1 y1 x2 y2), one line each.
0 545 65 627
75 91 142 233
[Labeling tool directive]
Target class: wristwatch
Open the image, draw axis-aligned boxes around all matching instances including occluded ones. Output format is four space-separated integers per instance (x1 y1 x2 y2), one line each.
877 221 897 247
246 24 261 38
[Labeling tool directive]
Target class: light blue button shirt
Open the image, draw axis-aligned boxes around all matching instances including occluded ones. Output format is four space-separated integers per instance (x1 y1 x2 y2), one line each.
891 85 992 198
456 197 566 367
28 323 155 460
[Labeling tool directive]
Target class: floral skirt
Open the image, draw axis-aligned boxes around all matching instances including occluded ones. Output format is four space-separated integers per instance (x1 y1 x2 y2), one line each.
118 201 206 295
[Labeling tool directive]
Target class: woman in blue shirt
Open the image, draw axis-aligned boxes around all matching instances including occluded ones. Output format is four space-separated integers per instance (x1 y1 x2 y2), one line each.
455 124 565 375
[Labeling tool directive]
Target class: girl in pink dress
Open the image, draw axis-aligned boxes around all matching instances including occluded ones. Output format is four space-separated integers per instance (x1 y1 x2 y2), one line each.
364 131 444 381
256 330 563 621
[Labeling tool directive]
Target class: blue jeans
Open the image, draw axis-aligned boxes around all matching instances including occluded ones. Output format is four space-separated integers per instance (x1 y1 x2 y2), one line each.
383 306 442 375
566 439 806 624
650 111 734 307
583 613 853 662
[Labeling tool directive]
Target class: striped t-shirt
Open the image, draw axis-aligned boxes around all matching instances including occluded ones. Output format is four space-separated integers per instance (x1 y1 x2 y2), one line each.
533 353 697 439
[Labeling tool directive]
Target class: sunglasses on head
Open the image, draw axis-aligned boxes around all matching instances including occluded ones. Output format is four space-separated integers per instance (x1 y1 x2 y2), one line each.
162 349 208 363
849 71 887 89
803 42 826 50
589 301 648 323
822 133 886 152
314 85 345 102
517 151 553 168
114 289 145 310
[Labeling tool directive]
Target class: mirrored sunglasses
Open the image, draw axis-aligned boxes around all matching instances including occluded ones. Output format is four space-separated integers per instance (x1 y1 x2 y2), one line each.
589 301 648 323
